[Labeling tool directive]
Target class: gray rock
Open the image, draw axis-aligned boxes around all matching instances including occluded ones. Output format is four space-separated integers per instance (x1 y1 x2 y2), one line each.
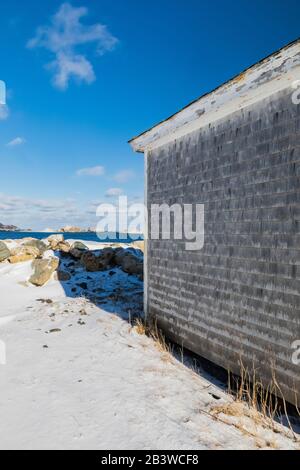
72 241 88 251
56 242 71 254
121 253 143 276
114 248 143 275
70 248 85 259
0 241 10 262
81 248 115 272
9 244 41 263
29 257 60 286
55 270 71 282
69 241 88 259
23 239 47 256
47 234 64 250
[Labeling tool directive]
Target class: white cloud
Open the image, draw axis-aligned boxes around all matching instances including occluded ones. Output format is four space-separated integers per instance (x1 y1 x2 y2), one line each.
0 105 9 120
113 170 135 183
27 2 119 90
6 137 26 147
0 192 145 231
76 165 105 177
105 187 123 198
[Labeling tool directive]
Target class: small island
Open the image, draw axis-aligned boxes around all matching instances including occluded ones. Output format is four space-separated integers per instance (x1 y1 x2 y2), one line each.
0 222 21 232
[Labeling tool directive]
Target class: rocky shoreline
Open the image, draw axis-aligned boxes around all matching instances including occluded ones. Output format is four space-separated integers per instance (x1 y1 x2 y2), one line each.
0 235 144 288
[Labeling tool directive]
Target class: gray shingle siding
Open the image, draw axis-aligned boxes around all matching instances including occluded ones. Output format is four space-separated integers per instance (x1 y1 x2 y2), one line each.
146 88 300 405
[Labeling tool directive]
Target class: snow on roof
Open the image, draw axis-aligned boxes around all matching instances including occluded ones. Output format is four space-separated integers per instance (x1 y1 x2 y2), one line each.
129 38 300 153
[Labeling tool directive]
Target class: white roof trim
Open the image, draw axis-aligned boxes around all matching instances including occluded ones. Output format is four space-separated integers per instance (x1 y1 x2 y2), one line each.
130 40 300 154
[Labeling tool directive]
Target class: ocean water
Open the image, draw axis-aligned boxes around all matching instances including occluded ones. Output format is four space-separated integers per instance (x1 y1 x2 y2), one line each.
0 232 143 243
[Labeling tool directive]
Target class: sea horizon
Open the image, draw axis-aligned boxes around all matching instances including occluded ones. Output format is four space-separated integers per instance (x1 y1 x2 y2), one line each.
0 231 143 243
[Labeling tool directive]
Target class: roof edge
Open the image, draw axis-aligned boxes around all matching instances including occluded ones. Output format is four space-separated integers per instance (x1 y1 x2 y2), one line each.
129 37 300 153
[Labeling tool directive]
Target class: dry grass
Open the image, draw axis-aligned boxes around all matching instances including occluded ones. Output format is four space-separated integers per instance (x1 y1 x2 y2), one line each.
132 318 299 448
133 317 172 356
211 359 300 445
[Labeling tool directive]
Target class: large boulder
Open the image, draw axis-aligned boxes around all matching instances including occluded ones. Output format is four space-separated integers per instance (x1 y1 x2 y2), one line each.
98 248 115 269
114 248 128 266
29 257 59 286
121 253 143 276
47 234 64 250
46 235 70 254
81 252 99 272
0 241 10 262
55 270 71 282
114 248 143 276
81 247 115 272
56 242 70 254
9 254 36 264
69 242 88 259
23 239 47 256
8 245 40 263
72 241 88 251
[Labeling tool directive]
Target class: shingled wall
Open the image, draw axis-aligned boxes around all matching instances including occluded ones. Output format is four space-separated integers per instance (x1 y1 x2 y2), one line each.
146 87 300 405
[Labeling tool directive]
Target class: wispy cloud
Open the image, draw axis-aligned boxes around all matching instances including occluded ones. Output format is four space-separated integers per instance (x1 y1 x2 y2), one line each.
76 165 105 177
0 192 80 229
0 192 145 230
6 137 26 147
105 187 123 198
113 170 135 183
27 2 119 90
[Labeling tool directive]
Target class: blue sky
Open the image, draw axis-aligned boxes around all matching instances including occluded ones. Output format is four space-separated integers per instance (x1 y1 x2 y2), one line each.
0 0 299 230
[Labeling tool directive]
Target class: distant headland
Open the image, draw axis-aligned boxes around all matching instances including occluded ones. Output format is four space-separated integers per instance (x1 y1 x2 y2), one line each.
0 222 27 232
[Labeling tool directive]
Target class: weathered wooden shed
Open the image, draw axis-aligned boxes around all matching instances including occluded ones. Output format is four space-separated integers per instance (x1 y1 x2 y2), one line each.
130 40 300 405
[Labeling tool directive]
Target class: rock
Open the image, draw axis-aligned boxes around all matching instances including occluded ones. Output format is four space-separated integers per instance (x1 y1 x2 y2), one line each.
99 247 115 267
121 254 143 275
0 241 10 262
114 248 128 266
29 257 60 286
23 239 47 255
69 242 88 259
8 245 40 263
55 270 71 282
81 248 115 272
9 253 37 264
36 299 53 304
114 249 143 276
72 241 88 251
48 234 64 244
22 245 41 258
81 252 99 272
47 234 64 250
131 240 145 252
70 248 84 259
56 242 70 254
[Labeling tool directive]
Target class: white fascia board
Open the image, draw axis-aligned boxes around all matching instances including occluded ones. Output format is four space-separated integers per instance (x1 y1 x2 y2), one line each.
130 41 300 154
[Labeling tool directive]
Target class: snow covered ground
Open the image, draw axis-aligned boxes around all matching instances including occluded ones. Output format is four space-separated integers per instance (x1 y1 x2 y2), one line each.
0 240 299 450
